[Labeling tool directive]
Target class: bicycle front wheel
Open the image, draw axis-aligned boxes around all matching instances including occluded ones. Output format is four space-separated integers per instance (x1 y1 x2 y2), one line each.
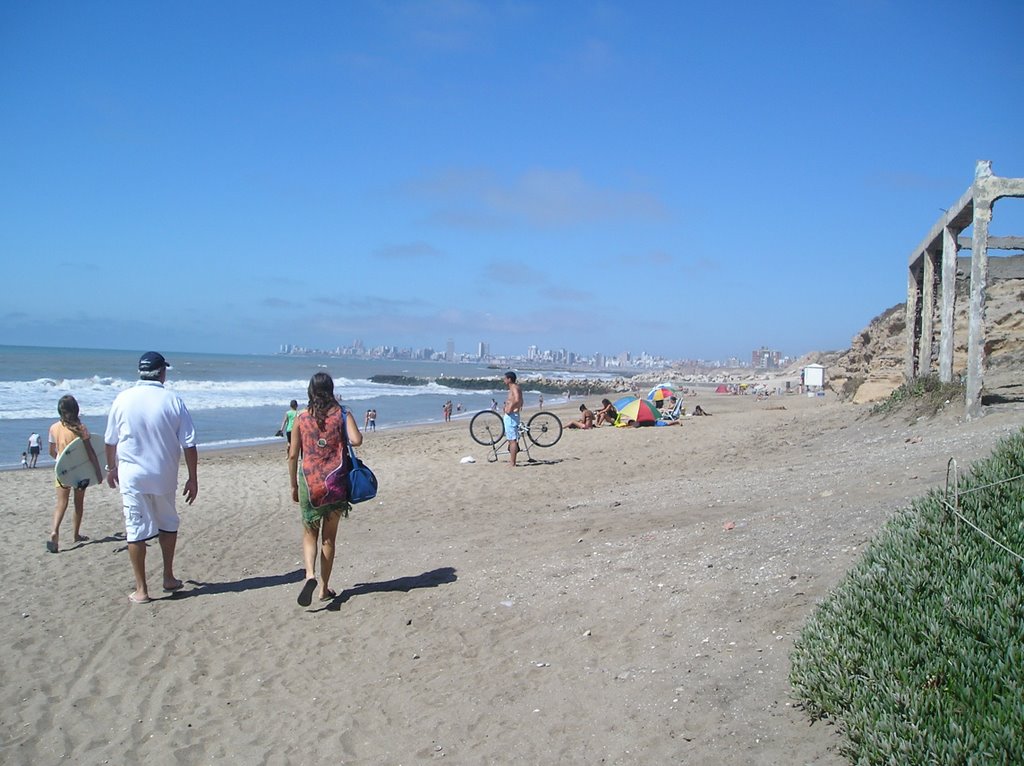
470 410 505 446
527 411 562 447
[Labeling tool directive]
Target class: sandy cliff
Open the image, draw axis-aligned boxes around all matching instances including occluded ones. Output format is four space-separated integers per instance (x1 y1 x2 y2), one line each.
798 254 1023 403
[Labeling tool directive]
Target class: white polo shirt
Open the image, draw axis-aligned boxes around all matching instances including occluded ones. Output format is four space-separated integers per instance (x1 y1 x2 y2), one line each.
105 380 197 495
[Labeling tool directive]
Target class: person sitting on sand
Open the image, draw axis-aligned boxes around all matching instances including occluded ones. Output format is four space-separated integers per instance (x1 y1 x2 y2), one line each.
693 405 712 416
567 403 595 429
594 398 617 427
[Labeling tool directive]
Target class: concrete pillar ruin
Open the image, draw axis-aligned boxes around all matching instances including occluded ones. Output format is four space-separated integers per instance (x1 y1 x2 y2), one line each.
938 225 958 382
905 161 1024 420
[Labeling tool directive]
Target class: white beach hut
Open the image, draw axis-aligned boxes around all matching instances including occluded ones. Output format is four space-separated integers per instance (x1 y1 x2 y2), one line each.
802 363 825 390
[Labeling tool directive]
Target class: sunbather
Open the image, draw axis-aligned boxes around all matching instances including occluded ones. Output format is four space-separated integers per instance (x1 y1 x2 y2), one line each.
567 403 595 429
595 399 617 426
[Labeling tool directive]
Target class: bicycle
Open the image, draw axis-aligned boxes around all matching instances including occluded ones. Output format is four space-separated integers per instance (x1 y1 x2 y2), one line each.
469 410 563 463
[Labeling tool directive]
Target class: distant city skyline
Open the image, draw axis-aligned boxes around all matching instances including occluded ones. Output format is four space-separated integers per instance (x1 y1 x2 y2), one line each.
279 339 791 370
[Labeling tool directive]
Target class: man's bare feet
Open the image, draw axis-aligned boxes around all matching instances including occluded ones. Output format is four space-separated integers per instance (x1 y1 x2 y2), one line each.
74 534 89 542
319 588 337 601
163 578 184 592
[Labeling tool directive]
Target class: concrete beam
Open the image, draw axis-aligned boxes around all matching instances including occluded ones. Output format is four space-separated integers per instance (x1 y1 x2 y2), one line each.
957 235 1024 250
908 186 974 271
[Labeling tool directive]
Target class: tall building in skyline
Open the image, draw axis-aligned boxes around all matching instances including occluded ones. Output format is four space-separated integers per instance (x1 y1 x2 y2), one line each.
751 347 781 369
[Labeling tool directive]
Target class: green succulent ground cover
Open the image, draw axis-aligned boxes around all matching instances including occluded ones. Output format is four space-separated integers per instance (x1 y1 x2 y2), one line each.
790 428 1024 764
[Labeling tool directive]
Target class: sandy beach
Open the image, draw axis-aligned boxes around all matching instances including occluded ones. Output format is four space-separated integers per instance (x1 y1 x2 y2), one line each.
3 391 1021 765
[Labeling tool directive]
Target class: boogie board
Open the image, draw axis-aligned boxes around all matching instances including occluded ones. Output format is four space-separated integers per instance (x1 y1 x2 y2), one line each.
55 434 105 490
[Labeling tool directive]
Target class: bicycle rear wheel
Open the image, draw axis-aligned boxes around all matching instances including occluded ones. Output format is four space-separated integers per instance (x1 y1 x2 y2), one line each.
526 411 562 447
470 410 505 446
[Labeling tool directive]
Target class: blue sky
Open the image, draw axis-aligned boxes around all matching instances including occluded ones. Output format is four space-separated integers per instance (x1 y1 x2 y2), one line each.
2 1 1022 362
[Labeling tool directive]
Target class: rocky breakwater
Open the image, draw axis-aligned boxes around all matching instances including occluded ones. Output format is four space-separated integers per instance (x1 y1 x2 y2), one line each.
370 374 627 398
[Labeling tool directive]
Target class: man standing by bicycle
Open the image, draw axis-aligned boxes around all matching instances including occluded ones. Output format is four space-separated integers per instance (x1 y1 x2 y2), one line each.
503 371 523 467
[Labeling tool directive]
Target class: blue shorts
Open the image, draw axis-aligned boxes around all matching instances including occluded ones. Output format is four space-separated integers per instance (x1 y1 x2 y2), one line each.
503 413 520 440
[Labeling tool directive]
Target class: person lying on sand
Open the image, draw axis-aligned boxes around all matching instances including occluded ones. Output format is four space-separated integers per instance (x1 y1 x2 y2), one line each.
625 418 680 428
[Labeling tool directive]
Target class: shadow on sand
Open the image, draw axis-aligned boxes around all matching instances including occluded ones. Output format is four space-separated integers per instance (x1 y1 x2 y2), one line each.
169 569 308 599
317 566 458 612
58 532 126 554
518 457 566 467
130 566 458 606
981 392 1024 406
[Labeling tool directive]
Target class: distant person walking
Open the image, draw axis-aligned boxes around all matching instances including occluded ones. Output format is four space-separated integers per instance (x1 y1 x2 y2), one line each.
105 352 198 605
27 432 41 468
503 371 523 467
365 408 377 431
279 400 299 450
46 395 103 553
288 372 363 606
443 400 453 422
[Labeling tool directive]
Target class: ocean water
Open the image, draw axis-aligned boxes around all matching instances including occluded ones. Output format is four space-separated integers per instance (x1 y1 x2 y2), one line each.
0 345 596 470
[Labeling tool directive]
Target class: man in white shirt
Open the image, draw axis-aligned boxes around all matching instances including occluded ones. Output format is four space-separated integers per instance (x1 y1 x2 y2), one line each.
27 432 41 468
105 352 198 605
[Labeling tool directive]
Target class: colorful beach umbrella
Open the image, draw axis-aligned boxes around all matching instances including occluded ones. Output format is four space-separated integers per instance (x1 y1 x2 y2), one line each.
616 397 662 425
612 395 638 411
646 385 677 403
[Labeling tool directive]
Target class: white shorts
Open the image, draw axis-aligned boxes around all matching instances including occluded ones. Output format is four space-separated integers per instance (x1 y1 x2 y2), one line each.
121 490 179 543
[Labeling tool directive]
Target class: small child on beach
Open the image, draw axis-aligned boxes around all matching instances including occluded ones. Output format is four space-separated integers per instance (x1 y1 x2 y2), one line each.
21 451 28 468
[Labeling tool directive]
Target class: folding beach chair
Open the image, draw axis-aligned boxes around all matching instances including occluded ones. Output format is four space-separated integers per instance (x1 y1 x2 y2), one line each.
661 397 684 421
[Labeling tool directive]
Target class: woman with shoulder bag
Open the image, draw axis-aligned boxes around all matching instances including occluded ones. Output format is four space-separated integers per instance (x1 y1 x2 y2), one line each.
288 372 363 606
